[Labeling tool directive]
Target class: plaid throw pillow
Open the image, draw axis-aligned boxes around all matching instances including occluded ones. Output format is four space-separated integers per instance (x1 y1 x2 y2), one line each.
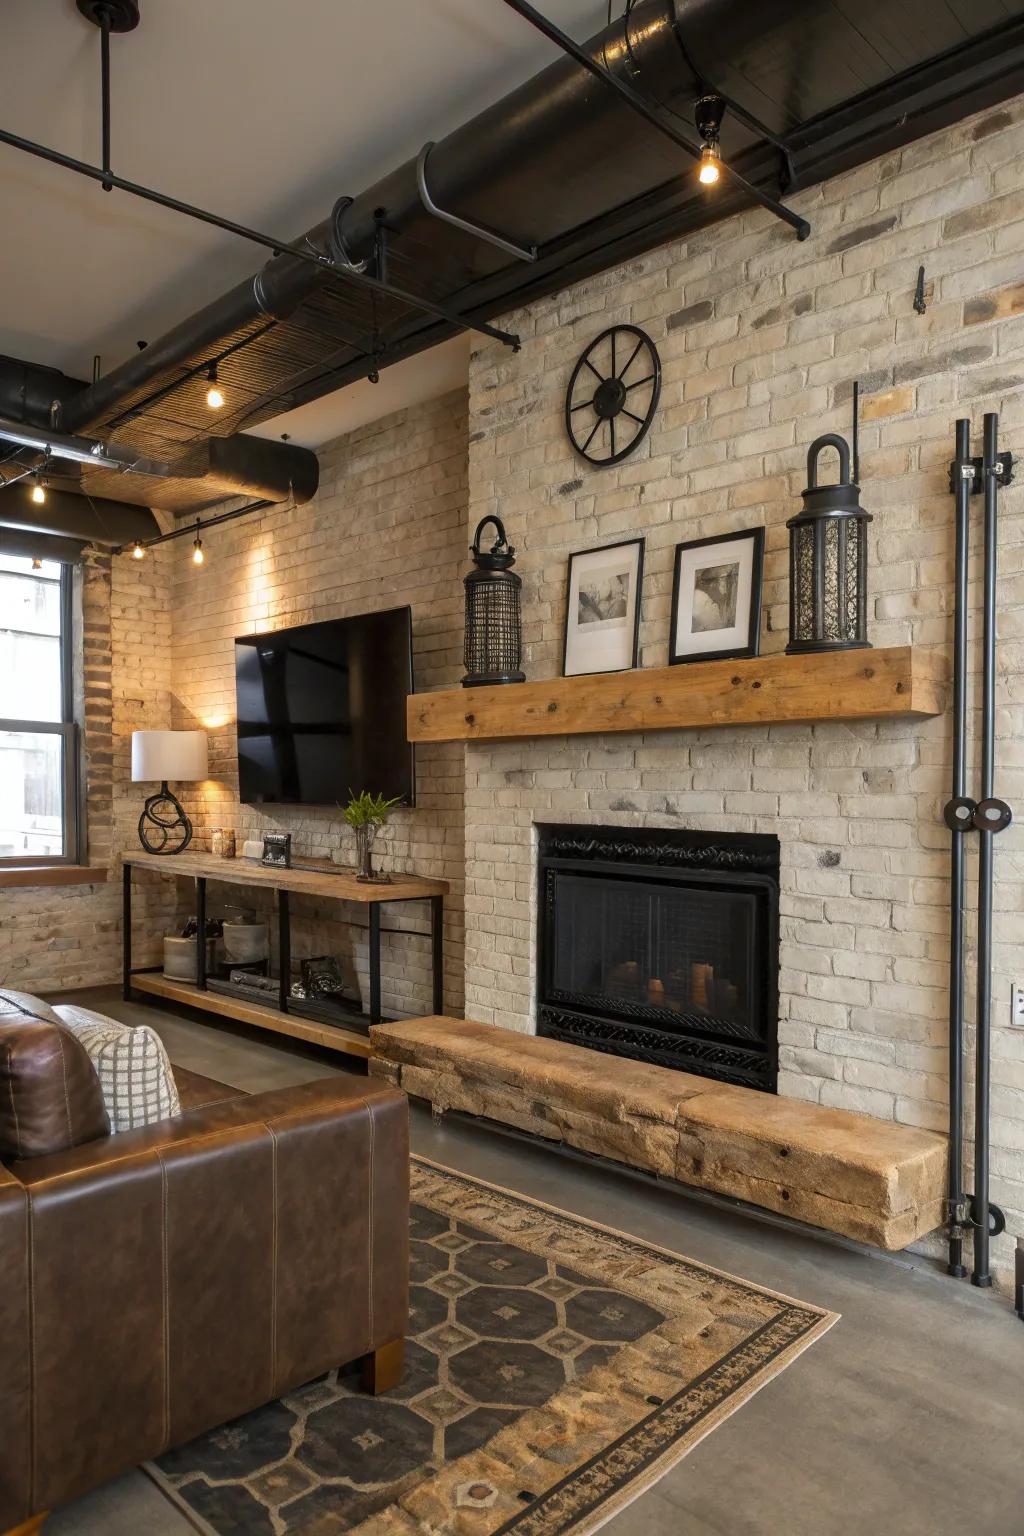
55 1004 181 1133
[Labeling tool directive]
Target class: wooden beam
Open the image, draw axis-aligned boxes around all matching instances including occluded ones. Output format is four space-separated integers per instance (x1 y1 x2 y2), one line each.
406 646 948 745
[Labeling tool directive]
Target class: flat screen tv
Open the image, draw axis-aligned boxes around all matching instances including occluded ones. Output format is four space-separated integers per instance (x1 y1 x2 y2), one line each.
235 607 415 806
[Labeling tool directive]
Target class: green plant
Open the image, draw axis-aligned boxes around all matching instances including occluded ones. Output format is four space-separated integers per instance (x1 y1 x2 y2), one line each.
342 789 403 830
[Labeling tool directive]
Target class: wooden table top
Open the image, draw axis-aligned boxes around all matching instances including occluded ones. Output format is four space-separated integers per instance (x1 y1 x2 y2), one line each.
123 849 448 903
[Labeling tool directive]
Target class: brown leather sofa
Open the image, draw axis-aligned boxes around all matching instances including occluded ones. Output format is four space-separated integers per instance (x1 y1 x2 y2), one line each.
0 1030 409 1536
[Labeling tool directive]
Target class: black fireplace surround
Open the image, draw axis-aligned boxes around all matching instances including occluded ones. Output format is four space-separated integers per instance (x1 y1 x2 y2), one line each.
537 825 780 1092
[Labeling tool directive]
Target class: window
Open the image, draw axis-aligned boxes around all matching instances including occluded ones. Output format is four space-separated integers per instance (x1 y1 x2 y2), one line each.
0 556 79 865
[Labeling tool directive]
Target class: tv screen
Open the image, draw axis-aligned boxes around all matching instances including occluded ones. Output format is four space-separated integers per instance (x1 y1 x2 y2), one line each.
235 607 415 806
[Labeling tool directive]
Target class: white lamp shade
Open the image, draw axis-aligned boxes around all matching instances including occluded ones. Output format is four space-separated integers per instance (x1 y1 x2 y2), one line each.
131 730 208 784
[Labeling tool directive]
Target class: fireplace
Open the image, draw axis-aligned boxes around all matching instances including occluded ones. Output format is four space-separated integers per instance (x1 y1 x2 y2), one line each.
537 825 779 1091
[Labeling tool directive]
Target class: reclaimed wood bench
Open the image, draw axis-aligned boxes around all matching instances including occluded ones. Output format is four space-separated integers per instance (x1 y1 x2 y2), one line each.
370 1016 947 1251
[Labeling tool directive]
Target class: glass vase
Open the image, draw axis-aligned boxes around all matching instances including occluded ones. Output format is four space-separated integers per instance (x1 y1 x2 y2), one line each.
354 822 379 882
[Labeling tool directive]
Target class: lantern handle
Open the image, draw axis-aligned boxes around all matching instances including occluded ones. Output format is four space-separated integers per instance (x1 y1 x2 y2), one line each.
806 433 851 490
471 515 514 558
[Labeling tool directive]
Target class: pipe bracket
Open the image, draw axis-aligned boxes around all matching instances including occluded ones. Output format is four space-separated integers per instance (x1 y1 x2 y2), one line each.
967 1196 1007 1237
972 797 1012 834
943 796 977 832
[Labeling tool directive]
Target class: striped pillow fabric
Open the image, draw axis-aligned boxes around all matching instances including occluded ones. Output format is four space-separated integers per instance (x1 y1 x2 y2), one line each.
55 1004 181 1133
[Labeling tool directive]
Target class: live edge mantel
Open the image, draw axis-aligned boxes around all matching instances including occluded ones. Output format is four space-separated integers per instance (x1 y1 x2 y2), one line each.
406 646 948 745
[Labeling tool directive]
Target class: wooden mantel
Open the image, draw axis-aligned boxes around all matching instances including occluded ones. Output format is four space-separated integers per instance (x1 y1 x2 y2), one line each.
406 646 947 744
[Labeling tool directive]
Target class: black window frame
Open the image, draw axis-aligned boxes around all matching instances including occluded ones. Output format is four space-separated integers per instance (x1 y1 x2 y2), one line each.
0 563 81 867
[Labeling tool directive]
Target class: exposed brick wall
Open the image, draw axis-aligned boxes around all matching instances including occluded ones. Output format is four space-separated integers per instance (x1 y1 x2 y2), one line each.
168 390 468 1020
463 99 1024 1285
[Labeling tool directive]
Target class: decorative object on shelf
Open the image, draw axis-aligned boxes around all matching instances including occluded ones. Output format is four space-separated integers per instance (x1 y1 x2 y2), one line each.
562 537 645 676
131 730 208 854
242 838 263 860
210 827 236 858
221 913 268 967
565 324 661 467
344 790 401 883
301 955 348 1000
165 913 222 983
261 832 292 868
462 516 525 687
787 383 872 654
669 528 764 665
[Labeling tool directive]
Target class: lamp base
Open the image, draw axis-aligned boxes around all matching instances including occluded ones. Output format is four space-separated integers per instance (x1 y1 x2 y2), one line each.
138 782 193 854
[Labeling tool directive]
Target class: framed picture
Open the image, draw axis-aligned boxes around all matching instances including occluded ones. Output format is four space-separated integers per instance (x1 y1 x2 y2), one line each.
562 537 645 677
261 832 292 868
669 528 764 665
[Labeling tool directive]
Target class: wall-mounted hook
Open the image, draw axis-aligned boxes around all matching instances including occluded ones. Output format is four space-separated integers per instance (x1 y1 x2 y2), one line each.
914 266 927 315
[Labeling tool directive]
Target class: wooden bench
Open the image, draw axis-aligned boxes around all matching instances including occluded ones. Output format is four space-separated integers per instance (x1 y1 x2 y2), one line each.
370 1016 947 1251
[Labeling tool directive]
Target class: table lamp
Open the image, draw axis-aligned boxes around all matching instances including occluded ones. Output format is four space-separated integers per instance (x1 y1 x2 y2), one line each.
131 730 208 854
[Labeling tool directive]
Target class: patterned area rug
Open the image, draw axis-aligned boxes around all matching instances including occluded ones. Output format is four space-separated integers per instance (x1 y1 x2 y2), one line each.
148 1157 838 1535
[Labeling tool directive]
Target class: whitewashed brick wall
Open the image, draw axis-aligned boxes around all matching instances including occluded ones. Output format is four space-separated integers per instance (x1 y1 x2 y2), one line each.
463 98 1024 1285
167 390 468 1019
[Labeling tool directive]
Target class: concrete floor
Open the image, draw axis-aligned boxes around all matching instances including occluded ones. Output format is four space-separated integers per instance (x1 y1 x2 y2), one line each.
45 986 1022 1536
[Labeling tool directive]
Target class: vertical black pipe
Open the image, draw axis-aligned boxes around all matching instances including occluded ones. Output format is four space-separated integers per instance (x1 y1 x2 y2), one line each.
431 895 445 1016
369 905 382 1025
99 6 112 191
973 411 999 1287
948 418 971 1277
122 861 133 1001
195 876 207 990
278 890 291 1013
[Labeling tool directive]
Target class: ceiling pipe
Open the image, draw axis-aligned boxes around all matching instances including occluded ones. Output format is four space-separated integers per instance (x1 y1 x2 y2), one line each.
0 481 159 546
57 0 714 434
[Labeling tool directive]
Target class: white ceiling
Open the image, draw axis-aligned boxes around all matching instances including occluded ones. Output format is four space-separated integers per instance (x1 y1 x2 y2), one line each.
1 0 607 444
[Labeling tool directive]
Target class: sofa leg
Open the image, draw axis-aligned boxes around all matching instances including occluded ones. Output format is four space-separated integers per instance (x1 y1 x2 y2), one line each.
4 1515 49 1535
361 1337 404 1394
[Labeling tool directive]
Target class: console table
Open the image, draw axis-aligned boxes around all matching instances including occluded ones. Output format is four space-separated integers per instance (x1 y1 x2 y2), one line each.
122 850 448 1060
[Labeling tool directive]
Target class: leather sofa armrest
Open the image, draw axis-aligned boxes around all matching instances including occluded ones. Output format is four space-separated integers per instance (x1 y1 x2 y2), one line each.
7 1074 409 1519
0 1167 30 1531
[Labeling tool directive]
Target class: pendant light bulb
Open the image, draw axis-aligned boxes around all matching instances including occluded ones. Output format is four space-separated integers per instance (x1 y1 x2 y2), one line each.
698 142 721 185
192 526 204 566
31 558 43 570
132 540 146 560
205 364 224 410
31 476 46 505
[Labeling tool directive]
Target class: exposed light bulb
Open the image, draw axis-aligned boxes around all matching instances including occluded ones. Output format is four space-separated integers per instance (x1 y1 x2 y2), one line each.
31 477 46 505
31 558 43 570
192 533 204 566
132 541 146 560
205 364 224 410
698 143 721 186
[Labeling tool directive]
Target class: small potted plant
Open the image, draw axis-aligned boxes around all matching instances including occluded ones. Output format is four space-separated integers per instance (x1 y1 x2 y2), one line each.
343 790 402 883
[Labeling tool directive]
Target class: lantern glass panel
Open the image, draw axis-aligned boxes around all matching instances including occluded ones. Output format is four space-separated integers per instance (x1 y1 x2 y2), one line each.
465 579 522 679
844 519 861 638
792 523 816 644
823 518 841 643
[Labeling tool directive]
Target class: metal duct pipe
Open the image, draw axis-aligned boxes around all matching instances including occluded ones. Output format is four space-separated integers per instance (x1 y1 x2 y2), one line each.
0 482 160 546
0 527 89 563
0 410 172 473
0 355 87 428
60 0 811 435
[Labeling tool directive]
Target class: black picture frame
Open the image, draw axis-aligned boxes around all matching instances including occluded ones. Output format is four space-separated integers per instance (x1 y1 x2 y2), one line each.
561 536 645 677
261 832 292 868
669 527 764 666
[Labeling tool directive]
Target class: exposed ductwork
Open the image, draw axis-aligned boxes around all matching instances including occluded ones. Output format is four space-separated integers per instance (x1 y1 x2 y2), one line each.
0 480 159 548
3 0 1022 512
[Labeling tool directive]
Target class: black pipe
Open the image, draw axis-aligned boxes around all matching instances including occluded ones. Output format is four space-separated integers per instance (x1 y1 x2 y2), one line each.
113 497 272 555
0 482 159 546
99 4 112 190
973 410 999 1288
947 417 971 1278
498 0 809 238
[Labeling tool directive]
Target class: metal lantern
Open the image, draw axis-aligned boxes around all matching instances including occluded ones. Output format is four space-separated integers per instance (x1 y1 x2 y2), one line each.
462 516 526 687
786 432 872 654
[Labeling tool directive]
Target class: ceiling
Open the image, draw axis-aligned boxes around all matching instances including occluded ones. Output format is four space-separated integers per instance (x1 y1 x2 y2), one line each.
0 0 606 431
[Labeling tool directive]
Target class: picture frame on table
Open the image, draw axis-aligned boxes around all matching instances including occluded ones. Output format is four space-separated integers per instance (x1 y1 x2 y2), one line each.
669 528 764 665
562 536 645 677
261 832 292 869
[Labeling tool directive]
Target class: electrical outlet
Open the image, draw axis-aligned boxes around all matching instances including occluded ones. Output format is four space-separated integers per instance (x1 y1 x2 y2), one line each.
1013 983 1024 1026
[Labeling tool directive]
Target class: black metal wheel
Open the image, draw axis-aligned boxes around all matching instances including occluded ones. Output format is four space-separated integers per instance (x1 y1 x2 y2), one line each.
565 324 661 467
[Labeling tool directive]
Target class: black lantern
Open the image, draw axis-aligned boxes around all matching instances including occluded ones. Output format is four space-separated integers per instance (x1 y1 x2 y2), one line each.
786 433 872 654
462 516 525 687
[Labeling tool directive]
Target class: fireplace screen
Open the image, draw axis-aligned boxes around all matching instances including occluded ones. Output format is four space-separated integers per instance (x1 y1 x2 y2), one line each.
537 826 779 1091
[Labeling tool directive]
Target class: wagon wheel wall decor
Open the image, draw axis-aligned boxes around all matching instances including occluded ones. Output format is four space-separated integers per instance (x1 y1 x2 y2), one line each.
565 324 662 467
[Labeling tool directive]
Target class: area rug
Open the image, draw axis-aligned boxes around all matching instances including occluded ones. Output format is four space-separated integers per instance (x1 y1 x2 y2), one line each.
148 1156 838 1535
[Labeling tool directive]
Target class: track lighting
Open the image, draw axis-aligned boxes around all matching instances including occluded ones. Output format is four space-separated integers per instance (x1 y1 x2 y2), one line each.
695 94 726 188
205 364 225 410
192 525 204 565
31 474 46 505
132 540 146 560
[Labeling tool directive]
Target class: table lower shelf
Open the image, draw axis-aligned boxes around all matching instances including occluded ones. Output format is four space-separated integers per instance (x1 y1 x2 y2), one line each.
129 971 376 1059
